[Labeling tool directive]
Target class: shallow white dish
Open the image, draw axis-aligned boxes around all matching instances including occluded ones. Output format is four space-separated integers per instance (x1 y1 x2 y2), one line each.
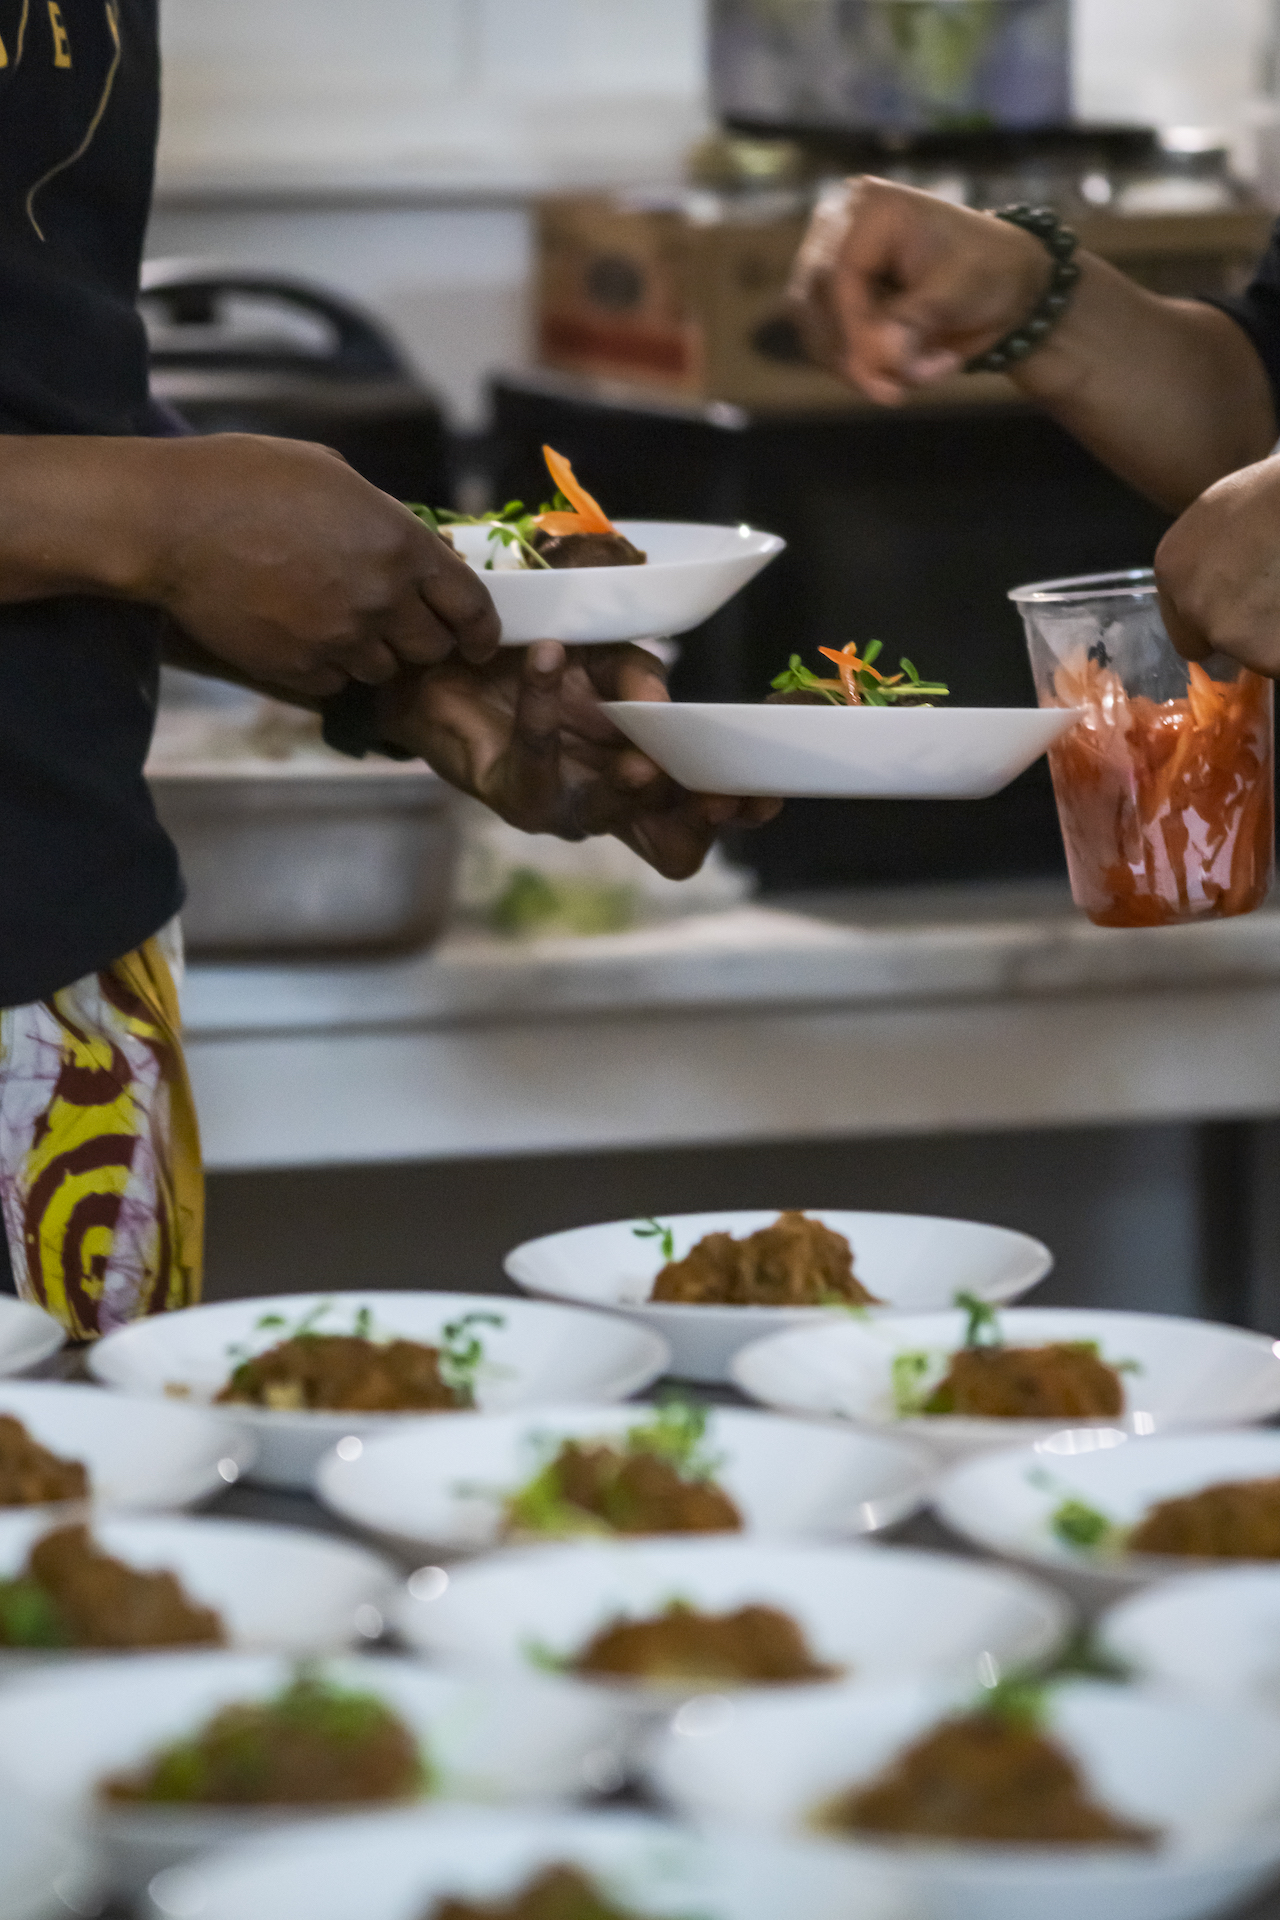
0 1511 396 1669
0 1381 251 1513
935 1429 1280 1594
1103 1566 1280 1711
0 1651 632 1893
732 1308 1280 1459
603 700 1084 800
471 521 784 646
648 1675 1280 1920
147 1805 909 1920
89 1291 669 1491
0 1299 64 1380
0 1792 95 1920
394 1536 1071 1702
506 1210 1052 1385
316 1403 933 1557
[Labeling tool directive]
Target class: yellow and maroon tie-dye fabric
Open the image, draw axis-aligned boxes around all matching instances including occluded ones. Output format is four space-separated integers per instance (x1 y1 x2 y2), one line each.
0 933 203 1339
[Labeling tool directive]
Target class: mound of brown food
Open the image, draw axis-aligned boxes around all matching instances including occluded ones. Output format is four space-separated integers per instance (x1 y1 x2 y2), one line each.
822 1711 1158 1845
508 1440 742 1537
1128 1475 1280 1558
100 1671 425 1807
651 1211 877 1308
0 1414 87 1507
530 529 646 569
923 1343 1124 1419
430 1864 648 1920
0 1524 224 1650
570 1600 837 1687
216 1335 466 1414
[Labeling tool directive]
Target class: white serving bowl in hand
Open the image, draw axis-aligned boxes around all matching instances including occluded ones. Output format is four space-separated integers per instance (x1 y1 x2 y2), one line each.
147 1805 910 1920
1102 1566 1280 1711
394 1536 1071 1704
0 1381 252 1513
935 1429 1280 1598
0 1651 633 1894
316 1403 933 1558
506 1211 1052 1386
89 1291 669 1491
0 1511 396 1670
0 1299 64 1380
603 700 1083 800
732 1308 1280 1460
475 521 784 646
648 1675 1280 1920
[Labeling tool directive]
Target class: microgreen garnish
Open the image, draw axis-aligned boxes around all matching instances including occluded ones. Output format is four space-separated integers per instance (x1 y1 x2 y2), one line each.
975 1669 1050 1729
521 1636 570 1673
407 499 552 569
437 1311 505 1400
633 1217 676 1262
771 640 949 708
500 1397 722 1538
891 1350 937 1416
1050 1497 1120 1551
956 1291 1003 1350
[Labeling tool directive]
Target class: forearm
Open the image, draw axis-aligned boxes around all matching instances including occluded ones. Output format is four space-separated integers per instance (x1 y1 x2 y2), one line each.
159 621 323 713
1011 255 1277 512
0 435 166 600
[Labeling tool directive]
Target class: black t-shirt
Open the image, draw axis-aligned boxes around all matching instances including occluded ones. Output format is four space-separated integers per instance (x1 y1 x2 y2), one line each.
1208 218 1280 428
0 0 181 1008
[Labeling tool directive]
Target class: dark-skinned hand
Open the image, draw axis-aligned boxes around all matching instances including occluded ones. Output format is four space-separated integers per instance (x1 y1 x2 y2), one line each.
375 641 782 880
137 433 500 698
1155 456 1280 675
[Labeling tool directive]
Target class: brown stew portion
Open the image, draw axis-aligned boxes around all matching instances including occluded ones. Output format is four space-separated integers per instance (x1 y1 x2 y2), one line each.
216 1335 468 1414
821 1710 1158 1846
530 529 646 569
0 1524 223 1650
100 1672 425 1806
1129 1476 1280 1558
507 1441 741 1537
0 1414 87 1507
569 1600 837 1688
429 1864 653 1920
923 1343 1124 1419
652 1212 877 1308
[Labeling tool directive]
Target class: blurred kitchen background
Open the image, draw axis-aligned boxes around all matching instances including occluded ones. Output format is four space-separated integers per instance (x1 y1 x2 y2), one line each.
148 0 1280 1337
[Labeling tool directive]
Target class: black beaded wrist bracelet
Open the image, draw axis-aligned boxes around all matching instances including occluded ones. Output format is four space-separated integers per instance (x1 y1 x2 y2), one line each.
964 204 1081 376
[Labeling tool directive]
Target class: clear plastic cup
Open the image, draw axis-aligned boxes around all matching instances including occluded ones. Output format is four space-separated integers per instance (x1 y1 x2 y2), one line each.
1010 569 1274 928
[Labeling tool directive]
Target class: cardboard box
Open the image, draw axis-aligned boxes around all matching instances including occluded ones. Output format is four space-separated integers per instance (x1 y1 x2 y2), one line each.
535 191 1276 414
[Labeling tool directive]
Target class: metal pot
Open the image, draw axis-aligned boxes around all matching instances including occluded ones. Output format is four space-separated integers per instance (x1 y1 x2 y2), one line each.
141 262 450 504
148 765 458 958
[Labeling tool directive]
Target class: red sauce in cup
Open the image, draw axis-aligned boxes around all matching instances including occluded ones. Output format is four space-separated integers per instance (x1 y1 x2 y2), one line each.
1046 658 1274 928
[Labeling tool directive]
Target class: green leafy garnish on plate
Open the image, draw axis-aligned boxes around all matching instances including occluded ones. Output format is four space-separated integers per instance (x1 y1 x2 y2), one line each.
633 1217 676 1262
0 1577 70 1649
437 1311 505 1401
771 640 950 708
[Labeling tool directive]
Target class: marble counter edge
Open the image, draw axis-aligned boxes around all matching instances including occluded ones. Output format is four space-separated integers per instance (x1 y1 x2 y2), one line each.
179 901 1280 1041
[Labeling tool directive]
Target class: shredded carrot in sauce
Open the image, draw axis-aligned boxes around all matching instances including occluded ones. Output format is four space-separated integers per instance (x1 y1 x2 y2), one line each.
1047 651 1274 927
536 446 616 534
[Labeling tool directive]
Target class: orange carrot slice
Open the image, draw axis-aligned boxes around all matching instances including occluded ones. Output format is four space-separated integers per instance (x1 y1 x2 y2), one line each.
540 446 615 533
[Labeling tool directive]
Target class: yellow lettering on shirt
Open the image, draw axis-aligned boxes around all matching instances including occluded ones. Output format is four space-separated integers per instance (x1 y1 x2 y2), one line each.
47 0 69 65
0 28 7 65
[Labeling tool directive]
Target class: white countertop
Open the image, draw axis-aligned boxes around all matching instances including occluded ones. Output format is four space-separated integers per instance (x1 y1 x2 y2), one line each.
182 882 1280 1173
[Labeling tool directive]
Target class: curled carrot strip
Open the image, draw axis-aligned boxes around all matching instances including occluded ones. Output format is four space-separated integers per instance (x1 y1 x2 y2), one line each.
539 445 615 533
534 510 593 536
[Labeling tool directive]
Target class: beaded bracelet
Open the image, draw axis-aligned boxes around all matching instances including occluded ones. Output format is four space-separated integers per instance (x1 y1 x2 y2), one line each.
964 204 1081 376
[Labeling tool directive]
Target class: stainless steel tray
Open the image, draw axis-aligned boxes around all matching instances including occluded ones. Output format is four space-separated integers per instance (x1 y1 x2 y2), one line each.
148 765 458 957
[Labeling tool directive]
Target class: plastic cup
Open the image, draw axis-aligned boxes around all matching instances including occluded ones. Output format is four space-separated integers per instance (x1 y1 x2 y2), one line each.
1010 569 1274 928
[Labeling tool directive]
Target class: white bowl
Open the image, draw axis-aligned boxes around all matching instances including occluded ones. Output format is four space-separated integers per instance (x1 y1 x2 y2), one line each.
147 1806 910 1920
89 1292 669 1491
1103 1567 1280 1711
732 1309 1280 1459
935 1429 1280 1596
0 1651 633 1893
472 521 784 645
394 1537 1071 1703
0 1381 252 1513
648 1675 1280 1920
0 1511 396 1669
315 1403 933 1558
0 1792 96 1920
0 1300 64 1380
602 701 1084 800
505 1211 1052 1386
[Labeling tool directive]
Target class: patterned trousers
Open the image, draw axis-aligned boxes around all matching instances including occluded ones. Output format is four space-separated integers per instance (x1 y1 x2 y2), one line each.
0 923 203 1339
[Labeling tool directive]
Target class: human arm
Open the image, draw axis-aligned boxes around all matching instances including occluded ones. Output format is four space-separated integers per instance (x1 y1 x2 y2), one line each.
0 429 500 692
789 177 1277 514
372 641 781 879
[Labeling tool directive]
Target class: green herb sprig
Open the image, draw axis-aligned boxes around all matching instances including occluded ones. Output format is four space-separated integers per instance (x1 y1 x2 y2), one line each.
633 1217 676 1262
406 496 573 571
438 1311 505 1401
770 640 949 708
